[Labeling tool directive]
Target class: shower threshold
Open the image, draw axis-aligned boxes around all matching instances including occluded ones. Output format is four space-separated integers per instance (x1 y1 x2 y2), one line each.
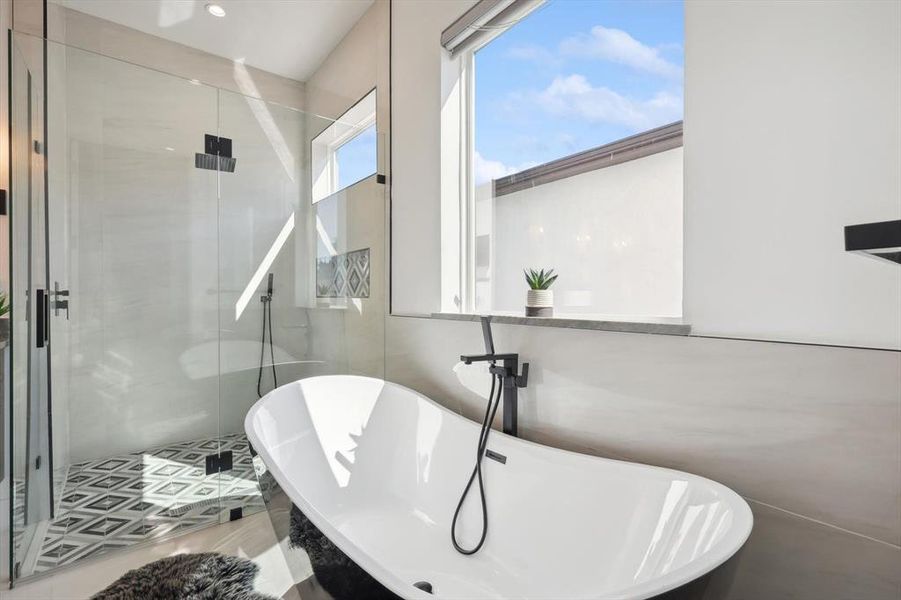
17 432 265 578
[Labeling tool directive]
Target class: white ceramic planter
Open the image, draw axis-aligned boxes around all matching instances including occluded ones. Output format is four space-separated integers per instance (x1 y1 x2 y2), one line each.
526 289 553 317
527 289 553 307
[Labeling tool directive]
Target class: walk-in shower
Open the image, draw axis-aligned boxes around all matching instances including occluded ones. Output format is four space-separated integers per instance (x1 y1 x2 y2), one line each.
6 29 386 583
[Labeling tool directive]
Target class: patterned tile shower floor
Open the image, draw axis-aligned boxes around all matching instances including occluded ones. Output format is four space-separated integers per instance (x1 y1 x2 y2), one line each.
31 432 265 573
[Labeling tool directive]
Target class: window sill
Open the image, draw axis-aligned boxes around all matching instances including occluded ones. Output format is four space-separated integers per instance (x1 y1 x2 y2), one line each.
429 312 691 336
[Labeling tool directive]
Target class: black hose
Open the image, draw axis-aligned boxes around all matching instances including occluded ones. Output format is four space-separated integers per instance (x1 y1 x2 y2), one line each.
257 295 278 398
451 373 503 555
268 298 277 388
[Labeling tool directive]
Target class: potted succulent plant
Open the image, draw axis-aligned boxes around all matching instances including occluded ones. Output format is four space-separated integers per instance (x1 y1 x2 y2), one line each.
524 268 557 317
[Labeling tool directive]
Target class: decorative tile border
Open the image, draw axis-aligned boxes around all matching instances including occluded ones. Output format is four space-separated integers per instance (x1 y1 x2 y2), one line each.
316 248 370 298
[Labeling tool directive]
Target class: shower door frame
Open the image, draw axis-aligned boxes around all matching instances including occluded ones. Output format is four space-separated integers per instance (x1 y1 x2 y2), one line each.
7 28 56 582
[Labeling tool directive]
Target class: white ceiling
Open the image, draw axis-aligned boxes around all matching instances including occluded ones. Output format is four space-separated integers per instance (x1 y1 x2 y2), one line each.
56 0 374 81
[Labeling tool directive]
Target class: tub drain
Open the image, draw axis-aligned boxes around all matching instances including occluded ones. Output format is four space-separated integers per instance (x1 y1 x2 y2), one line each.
413 581 433 594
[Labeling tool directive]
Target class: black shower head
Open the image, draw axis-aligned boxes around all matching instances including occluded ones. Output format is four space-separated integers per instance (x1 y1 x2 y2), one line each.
195 133 236 172
194 153 236 173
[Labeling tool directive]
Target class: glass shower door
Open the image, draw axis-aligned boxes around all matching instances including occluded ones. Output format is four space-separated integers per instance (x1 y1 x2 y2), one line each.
7 29 388 583
9 33 226 581
9 32 54 578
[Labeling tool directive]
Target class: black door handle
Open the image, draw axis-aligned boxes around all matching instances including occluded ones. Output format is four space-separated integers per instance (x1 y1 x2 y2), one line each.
35 288 48 348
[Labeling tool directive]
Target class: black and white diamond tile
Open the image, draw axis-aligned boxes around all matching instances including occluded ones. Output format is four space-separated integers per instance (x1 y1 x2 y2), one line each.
316 247 371 298
31 432 264 574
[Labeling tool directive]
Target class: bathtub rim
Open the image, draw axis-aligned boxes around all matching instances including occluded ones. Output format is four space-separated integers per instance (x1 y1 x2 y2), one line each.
245 374 754 600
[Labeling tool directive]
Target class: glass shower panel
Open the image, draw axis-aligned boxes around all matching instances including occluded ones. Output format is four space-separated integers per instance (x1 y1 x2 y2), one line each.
49 38 222 570
9 33 224 580
7 31 389 584
215 91 332 518
307 115 388 381
216 89 387 530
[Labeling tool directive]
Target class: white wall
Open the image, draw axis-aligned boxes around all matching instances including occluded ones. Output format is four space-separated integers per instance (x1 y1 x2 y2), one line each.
394 0 901 350
392 0 477 315
305 0 389 125
48 4 307 110
304 0 389 379
488 148 683 318
684 0 901 349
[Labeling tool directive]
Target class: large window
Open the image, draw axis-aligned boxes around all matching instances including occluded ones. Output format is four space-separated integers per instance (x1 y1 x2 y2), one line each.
445 0 684 320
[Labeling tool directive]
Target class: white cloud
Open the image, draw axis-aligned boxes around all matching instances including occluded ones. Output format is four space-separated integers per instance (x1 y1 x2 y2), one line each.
560 25 682 79
533 74 682 130
473 152 538 185
505 44 561 67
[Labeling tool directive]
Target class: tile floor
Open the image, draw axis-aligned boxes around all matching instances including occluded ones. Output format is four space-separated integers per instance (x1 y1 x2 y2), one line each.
14 433 265 576
3 511 305 600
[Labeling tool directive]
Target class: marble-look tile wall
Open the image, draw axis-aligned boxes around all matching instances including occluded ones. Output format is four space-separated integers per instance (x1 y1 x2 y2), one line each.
3 0 388 466
42 1 390 461
49 28 321 461
384 315 901 598
60 44 221 462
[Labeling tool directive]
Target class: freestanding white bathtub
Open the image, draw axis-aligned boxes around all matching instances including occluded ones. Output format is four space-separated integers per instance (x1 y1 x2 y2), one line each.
245 376 753 600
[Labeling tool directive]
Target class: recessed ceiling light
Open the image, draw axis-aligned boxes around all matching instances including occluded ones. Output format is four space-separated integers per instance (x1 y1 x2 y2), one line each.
206 3 226 17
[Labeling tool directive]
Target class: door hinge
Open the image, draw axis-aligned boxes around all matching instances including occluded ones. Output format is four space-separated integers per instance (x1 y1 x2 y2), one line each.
205 450 233 475
35 455 41 470
53 282 70 319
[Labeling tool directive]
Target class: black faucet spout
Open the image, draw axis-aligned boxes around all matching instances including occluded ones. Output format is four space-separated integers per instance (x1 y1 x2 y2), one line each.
460 353 518 365
461 317 529 437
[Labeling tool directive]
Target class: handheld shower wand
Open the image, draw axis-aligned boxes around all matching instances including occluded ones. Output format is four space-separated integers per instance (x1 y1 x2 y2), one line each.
452 317 529 555
257 273 278 398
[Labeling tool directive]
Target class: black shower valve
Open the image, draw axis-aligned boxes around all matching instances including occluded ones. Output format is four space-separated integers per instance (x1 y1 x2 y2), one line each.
489 362 529 387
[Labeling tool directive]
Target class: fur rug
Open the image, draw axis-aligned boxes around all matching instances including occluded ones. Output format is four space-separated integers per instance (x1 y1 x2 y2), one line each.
91 553 277 600
289 506 401 600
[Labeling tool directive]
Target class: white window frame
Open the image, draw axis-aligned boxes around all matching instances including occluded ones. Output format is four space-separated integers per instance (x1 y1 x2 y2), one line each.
440 36 501 314
442 1 684 319
440 2 545 314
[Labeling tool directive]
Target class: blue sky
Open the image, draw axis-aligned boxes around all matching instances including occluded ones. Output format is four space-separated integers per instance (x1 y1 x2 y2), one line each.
474 0 683 183
336 124 378 189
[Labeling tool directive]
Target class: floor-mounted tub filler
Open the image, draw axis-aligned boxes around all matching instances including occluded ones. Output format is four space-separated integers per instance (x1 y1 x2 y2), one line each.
246 376 753 600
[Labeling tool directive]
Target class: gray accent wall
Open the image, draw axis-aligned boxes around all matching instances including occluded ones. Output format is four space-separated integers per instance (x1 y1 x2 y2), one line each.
385 316 901 598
